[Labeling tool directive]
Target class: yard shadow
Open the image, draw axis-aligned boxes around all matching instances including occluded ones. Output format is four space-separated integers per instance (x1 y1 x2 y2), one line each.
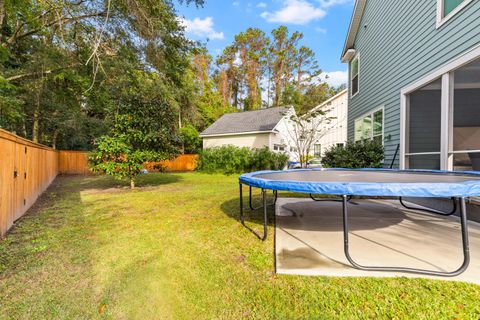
63 172 183 192
276 200 405 232
219 190 284 230
220 194 409 233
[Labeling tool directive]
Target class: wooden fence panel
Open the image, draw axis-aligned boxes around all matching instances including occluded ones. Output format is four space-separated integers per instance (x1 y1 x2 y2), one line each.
144 154 199 172
58 151 90 175
0 129 58 237
161 154 198 172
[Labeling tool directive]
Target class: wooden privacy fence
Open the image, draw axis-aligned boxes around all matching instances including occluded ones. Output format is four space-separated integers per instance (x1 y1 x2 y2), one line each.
0 129 58 236
145 154 199 172
60 152 199 173
0 128 199 236
58 151 90 174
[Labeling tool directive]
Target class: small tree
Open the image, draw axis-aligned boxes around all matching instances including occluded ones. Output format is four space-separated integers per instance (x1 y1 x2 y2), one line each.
285 109 335 168
89 77 180 189
89 137 168 189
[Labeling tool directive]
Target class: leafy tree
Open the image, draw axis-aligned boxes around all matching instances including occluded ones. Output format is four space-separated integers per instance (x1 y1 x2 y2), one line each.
0 0 203 148
179 124 202 154
234 28 269 110
270 26 302 106
215 44 243 108
89 73 180 188
214 25 334 113
187 49 236 131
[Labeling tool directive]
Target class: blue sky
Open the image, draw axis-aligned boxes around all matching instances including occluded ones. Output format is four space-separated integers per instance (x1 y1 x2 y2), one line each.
176 0 355 87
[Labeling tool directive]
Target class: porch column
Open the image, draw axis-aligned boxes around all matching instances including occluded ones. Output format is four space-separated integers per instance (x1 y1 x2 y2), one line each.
440 73 454 170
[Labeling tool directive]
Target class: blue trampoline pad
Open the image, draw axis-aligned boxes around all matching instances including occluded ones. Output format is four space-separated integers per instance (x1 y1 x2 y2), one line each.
239 169 480 198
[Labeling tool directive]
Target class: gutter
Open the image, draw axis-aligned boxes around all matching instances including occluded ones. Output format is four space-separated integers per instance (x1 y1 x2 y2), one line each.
200 130 276 138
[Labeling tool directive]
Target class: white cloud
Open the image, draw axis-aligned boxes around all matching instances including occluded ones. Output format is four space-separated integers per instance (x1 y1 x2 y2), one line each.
318 0 353 9
180 17 224 40
257 1 267 8
260 0 326 25
233 1 240 6
260 0 353 25
323 70 348 87
315 27 327 34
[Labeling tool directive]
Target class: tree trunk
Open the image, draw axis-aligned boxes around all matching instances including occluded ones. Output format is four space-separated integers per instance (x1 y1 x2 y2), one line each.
130 177 135 189
0 0 6 42
32 82 43 143
52 129 59 149
32 106 40 143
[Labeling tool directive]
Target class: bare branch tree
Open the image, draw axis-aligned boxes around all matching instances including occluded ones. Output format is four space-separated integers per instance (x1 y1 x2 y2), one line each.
284 109 335 168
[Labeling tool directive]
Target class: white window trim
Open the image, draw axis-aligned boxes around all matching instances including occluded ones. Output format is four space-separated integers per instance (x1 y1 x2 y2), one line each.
354 106 384 143
350 53 360 98
400 44 480 170
436 0 473 28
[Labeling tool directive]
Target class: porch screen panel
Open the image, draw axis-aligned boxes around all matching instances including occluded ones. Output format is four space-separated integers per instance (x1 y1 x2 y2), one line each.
452 58 480 170
407 78 442 169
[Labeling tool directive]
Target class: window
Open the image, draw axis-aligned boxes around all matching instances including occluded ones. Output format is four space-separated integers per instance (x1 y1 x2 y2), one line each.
336 143 345 148
354 108 384 142
350 55 359 97
314 144 322 158
274 144 285 152
437 0 472 27
444 0 464 15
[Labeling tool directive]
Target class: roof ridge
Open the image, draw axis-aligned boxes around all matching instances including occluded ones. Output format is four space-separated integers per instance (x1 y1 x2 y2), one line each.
229 106 291 114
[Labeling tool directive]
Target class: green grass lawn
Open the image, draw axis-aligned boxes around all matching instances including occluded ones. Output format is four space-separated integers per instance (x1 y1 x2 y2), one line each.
1 173 479 319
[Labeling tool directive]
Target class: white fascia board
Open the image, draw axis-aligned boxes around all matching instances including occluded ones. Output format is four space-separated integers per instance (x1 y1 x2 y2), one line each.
200 130 274 138
341 0 366 62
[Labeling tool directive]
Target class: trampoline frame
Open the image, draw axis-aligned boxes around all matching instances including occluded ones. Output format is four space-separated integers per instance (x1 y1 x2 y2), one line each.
399 197 457 216
238 169 475 277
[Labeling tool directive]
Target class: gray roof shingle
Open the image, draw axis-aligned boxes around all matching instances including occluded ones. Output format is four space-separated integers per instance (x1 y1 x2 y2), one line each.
200 106 291 136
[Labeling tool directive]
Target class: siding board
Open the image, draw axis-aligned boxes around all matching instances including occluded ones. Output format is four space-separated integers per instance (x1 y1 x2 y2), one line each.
347 0 480 166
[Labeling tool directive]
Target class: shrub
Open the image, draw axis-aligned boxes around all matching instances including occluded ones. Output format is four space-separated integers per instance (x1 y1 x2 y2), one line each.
321 140 384 169
198 145 289 174
179 124 202 154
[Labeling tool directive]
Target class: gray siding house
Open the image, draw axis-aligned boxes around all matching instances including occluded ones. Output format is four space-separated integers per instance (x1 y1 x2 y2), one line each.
342 0 480 170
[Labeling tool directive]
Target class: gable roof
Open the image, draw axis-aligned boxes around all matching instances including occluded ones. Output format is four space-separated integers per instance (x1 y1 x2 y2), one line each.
341 0 367 62
200 106 292 137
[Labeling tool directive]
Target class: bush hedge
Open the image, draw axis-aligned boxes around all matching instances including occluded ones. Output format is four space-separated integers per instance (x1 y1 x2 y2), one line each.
321 140 384 169
198 145 289 174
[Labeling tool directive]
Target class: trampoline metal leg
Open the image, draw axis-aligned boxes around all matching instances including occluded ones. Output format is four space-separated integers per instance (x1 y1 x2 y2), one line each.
342 195 470 277
399 197 457 216
249 185 277 210
239 183 269 241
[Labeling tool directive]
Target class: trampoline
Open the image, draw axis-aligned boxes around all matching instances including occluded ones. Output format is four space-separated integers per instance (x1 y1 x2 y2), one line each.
238 168 480 277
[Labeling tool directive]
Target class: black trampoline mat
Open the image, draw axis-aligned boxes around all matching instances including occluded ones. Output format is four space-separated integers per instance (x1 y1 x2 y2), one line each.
255 170 480 184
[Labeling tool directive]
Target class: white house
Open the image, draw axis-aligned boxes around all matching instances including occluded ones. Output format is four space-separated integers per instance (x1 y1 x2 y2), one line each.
200 106 297 159
309 89 348 158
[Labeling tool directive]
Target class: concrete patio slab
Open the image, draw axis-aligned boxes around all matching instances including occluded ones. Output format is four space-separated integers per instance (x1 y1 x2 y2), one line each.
275 198 480 284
